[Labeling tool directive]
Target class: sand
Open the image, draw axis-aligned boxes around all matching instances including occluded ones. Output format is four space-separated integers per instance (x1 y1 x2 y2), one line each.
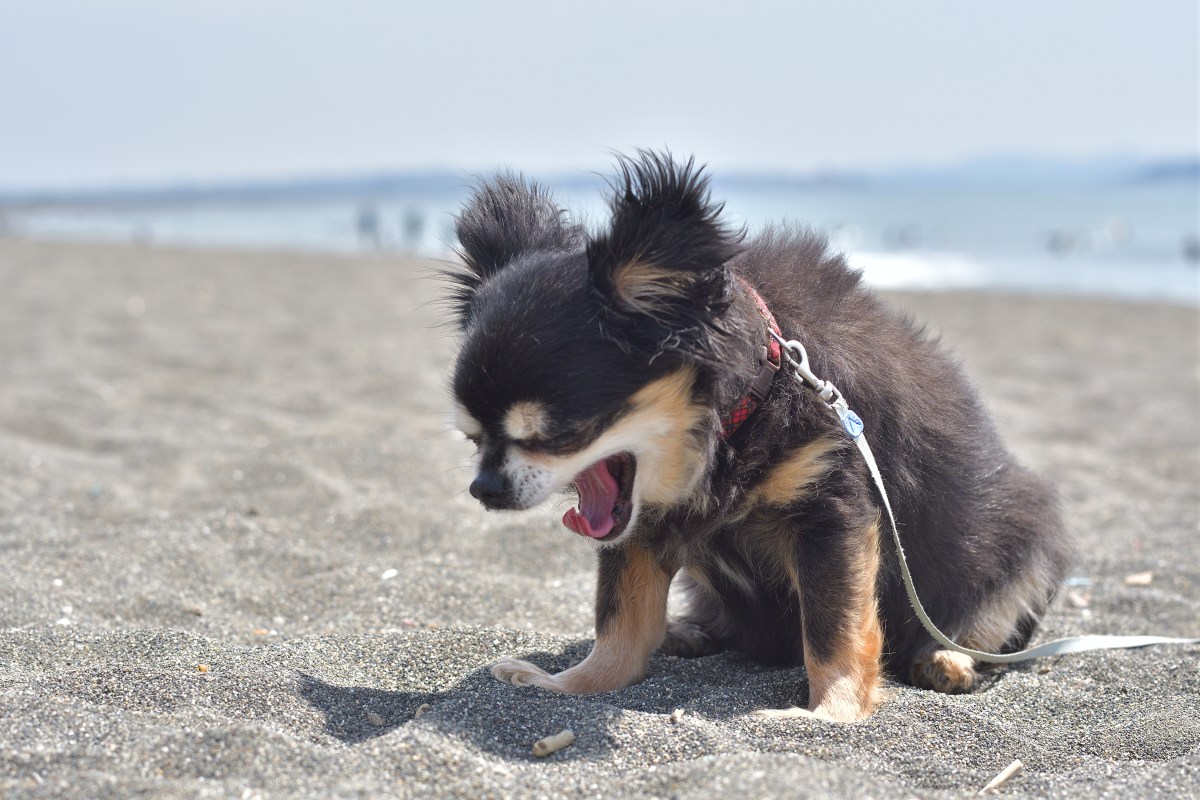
0 238 1196 799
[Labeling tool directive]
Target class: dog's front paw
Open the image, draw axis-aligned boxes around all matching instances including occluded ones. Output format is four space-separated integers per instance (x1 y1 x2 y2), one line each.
491 657 561 691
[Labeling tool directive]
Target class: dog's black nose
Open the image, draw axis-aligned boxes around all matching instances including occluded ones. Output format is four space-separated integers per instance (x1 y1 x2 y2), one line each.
469 470 509 507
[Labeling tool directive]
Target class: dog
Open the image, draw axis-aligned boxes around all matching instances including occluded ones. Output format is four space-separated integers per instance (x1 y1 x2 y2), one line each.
444 151 1071 722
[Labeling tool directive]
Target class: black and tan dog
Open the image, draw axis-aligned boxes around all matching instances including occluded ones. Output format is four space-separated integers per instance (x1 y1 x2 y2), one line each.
444 151 1070 721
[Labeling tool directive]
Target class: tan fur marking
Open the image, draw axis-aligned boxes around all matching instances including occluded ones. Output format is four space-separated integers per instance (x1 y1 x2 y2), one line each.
751 437 843 507
625 369 709 506
612 261 691 316
492 544 672 694
514 368 709 511
503 400 550 442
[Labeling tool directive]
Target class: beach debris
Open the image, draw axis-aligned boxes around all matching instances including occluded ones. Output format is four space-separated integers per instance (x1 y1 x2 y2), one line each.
365 710 386 727
1123 571 1154 586
252 627 270 637
531 729 576 757
979 759 1024 794
196 664 210 673
413 703 431 719
669 708 686 724
381 568 399 581
1066 589 1091 609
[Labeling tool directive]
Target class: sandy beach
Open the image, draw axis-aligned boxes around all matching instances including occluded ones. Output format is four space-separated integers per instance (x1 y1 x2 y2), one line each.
0 238 1196 799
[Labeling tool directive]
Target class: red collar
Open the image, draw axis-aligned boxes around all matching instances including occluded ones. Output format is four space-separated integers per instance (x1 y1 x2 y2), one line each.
720 281 782 440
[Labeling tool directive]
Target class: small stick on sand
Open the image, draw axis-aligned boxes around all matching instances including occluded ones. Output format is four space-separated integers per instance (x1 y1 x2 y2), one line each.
979 759 1024 794
1124 571 1154 586
531 729 575 757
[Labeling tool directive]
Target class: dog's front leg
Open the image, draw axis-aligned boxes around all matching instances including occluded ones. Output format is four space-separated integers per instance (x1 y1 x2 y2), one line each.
492 542 673 694
759 514 884 723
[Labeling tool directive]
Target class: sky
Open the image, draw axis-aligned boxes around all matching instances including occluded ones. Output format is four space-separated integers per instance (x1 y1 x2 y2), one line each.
0 1 1197 191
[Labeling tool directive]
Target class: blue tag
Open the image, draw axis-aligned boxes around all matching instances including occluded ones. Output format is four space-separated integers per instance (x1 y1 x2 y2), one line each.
840 408 864 439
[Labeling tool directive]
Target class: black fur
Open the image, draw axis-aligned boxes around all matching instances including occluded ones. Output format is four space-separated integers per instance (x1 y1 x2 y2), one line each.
587 152 745 363
447 151 1072 694
447 172 583 327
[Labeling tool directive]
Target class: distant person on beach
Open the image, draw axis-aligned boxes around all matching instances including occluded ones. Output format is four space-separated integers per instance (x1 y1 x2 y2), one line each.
356 205 382 250
1184 235 1200 265
402 207 424 253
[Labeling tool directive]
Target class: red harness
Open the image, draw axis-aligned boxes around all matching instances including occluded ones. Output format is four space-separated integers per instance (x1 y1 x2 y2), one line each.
720 281 782 439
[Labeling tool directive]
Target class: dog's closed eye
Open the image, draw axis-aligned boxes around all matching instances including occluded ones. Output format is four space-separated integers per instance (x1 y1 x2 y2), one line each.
514 428 594 456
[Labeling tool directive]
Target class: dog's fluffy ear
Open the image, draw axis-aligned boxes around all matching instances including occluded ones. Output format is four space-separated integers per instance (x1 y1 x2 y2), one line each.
447 173 581 326
587 152 742 354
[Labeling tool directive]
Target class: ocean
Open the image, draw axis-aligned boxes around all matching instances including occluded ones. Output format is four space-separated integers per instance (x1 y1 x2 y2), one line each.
4 180 1197 304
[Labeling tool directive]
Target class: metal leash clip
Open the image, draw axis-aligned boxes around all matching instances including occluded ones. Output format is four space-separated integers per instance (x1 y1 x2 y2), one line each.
770 332 825 393
769 331 863 438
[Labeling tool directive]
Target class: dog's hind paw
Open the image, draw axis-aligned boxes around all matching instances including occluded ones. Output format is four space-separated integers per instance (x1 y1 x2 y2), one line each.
910 649 977 694
491 657 560 691
661 620 722 658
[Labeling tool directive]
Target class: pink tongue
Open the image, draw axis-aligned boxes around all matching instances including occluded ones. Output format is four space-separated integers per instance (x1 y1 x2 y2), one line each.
562 459 619 539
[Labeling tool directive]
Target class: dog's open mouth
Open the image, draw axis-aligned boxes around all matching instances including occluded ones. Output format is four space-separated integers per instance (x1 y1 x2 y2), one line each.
562 454 636 541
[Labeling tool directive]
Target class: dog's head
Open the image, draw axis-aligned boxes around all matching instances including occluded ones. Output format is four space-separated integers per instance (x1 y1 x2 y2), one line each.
446 152 743 546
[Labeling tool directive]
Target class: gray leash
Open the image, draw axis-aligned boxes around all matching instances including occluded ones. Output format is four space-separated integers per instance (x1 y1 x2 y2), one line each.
770 332 1199 664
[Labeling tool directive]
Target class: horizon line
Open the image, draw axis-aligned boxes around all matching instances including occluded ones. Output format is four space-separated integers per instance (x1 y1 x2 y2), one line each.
2 151 1197 207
